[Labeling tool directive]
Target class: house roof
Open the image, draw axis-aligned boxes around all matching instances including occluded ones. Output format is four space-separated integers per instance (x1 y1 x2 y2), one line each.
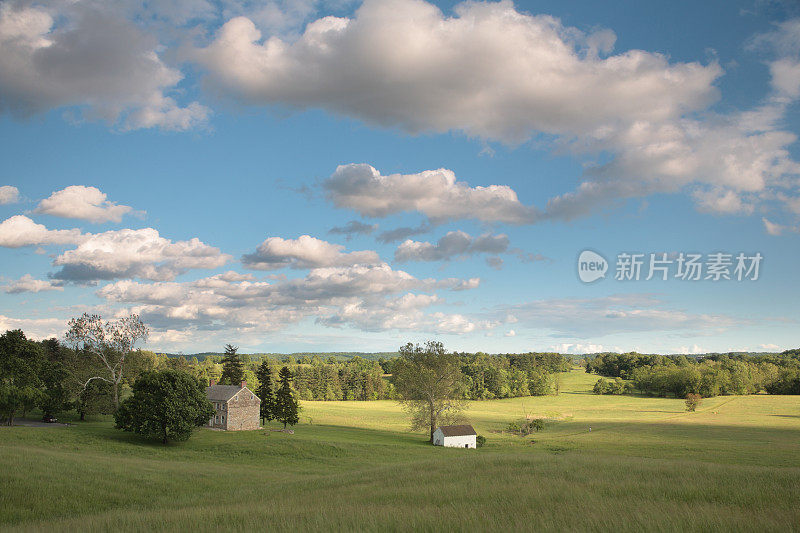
437 424 476 437
206 385 245 402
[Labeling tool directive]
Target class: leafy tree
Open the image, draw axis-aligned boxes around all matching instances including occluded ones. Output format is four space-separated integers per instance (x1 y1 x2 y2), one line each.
65 313 149 408
0 330 44 424
114 370 214 444
392 341 466 443
255 360 275 423
219 344 244 385
528 370 552 396
685 393 702 412
273 366 300 429
593 377 610 395
37 339 71 419
76 379 115 421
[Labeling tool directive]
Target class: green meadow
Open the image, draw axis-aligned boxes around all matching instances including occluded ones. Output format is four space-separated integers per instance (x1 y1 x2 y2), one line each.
1 370 799 532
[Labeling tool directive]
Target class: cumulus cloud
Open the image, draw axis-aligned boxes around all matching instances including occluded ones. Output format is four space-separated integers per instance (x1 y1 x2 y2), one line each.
395 231 509 262
35 185 136 223
693 188 754 215
3 274 63 294
328 220 378 239
0 2 209 130
192 0 800 221
0 215 84 248
98 262 481 335
194 0 719 142
0 186 19 204
0 315 65 339
242 234 380 270
324 164 539 224
51 227 231 282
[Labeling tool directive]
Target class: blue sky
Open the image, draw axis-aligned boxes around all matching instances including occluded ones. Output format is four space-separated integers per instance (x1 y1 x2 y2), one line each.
0 0 798 354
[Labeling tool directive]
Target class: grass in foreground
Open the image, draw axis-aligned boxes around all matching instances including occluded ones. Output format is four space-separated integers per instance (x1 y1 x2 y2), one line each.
1 369 799 532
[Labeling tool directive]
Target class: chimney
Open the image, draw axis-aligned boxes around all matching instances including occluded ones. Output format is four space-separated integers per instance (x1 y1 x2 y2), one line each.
240 380 246 389
210 379 217 386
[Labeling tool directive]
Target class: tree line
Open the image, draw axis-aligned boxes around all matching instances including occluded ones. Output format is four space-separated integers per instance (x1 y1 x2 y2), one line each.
585 351 800 397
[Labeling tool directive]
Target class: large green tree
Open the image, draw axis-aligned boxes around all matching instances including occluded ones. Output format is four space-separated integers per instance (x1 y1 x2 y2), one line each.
65 313 149 408
219 344 244 385
392 341 466 442
0 330 44 425
37 339 71 419
255 360 275 423
273 366 299 429
114 370 214 444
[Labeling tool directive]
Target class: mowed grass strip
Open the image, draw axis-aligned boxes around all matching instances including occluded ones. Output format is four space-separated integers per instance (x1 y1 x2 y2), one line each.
1 370 799 532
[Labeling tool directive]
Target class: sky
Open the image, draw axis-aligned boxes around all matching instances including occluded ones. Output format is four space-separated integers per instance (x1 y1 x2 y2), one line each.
0 0 799 355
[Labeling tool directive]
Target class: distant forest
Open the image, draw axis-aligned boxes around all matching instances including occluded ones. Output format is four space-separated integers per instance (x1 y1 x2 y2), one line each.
586 350 800 397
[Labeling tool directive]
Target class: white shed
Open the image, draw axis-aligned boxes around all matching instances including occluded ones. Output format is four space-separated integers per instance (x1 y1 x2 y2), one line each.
433 424 477 448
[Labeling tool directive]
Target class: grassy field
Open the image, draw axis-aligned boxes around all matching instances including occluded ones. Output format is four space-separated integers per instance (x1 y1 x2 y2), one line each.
1 369 799 532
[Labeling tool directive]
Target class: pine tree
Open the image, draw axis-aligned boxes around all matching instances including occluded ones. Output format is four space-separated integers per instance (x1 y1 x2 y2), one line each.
274 366 300 429
255 359 275 423
219 344 244 385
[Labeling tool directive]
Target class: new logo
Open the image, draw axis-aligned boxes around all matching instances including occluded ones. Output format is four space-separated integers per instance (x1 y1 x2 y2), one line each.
578 250 607 283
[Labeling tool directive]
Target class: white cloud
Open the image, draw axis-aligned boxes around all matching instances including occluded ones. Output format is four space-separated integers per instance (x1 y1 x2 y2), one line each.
35 185 136 223
762 216 800 235
769 57 800 99
193 0 800 221
504 329 516 337
0 186 19 204
395 231 509 262
98 262 481 335
0 3 209 130
0 215 84 248
763 217 785 235
678 344 706 355
492 294 746 339
693 188 754 215
194 0 719 142
0 315 65 339
324 164 539 224
3 274 63 294
242 234 380 270
549 343 606 354
51 227 231 282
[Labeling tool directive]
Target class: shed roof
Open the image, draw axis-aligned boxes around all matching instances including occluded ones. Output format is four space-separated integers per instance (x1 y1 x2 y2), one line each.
437 424 476 437
206 385 244 402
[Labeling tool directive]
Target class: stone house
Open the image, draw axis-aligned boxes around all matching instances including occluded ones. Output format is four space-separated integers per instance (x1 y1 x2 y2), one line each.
433 424 477 448
206 380 261 431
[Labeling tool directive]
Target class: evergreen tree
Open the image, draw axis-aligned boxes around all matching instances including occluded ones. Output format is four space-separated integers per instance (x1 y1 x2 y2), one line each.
274 366 300 429
219 344 244 385
255 360 275 422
